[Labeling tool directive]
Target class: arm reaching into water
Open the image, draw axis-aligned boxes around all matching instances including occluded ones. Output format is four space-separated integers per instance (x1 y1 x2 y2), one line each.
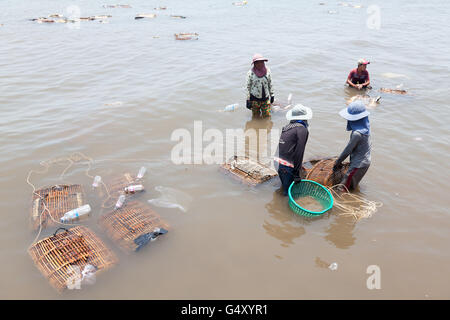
335 131 362 166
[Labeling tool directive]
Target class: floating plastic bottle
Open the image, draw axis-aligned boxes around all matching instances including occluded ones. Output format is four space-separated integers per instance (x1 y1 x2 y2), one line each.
115 195 126 210
92 176 101 188
124 185 144 194
137 166 147 179
224 103 239 112
328 262 338 271
60 205 91 223
287 93 293 105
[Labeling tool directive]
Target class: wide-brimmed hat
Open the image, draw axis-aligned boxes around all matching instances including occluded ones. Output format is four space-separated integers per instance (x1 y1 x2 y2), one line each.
286 104 313 121
252 53 268 64
357 58 370 65
339 100 370 121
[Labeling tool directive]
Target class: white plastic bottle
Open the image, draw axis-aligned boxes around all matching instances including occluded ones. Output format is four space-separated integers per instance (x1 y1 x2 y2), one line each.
287 93 293 105
115 195 126 210
92 176 101 188
224 103 239 112
137 166 147 179
60 205 91 223
124 185 144 194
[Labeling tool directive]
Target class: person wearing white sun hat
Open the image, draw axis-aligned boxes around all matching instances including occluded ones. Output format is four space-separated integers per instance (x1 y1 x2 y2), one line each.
333 100 372 191
274 104 313 196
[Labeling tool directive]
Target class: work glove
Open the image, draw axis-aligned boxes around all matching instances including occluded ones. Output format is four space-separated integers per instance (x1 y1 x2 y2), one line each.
246 100 252 110
270 96 274 104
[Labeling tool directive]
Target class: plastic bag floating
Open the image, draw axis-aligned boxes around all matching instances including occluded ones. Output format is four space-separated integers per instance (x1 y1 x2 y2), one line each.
99 201 169 252
31 184 85 231
28 226 118 292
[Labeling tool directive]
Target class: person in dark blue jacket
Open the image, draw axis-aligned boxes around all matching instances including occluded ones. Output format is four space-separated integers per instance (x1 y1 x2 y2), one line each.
274 104 313 196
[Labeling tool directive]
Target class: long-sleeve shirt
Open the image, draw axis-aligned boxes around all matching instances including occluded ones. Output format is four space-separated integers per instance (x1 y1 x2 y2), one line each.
336 131 371 169
277 123 309 178
246 69 274 101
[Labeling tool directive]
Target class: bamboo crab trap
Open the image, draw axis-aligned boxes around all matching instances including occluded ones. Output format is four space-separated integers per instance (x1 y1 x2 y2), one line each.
98 201 169 252
221 156 278 185
28 226 118 292
31 184 84 231
304 158 350 187
102 172 142 207
174 33 199 40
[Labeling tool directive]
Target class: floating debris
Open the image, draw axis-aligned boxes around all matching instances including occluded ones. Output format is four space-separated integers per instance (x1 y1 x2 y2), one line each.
232 0 248 6
103 4 132 8
347 94 381 109
154 6 167 10
222 103 240 112
36 18 55 23
49 13 64 18
148 186 192 212
328 10 338 14
380 88 407 94
92 15 112 20
319 2 326 5
175 33 199 40
104 101 123 106
329 262 338 271
135 13 156 19
414 137 423 141
171 15 187 19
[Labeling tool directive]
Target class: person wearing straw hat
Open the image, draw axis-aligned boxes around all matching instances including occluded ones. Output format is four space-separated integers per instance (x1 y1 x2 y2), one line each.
346 59 371 90
246 53 275 118
274 104 313 196
333 100 371 191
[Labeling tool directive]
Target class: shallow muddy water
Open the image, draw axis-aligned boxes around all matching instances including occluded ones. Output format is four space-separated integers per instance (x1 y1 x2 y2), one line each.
0 0 449 299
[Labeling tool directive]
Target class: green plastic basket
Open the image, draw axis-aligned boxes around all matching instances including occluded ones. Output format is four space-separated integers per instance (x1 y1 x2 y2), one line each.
288 179 333 217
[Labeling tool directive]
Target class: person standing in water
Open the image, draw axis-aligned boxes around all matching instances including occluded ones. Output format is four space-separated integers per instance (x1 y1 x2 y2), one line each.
246 54 274 118
274 105 312 196
346 59 371 90
333 100 371 191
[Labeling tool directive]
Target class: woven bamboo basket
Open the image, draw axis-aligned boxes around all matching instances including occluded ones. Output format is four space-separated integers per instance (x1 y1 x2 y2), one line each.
28 226 118 292
31 185 84 231
221 156 278 185
98 201 169 252
102 173 142 207
305 158 350 187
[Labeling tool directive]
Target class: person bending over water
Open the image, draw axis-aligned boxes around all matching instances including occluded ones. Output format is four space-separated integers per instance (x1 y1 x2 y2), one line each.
347 59 371 90
333 101 371 191
246 54 274 118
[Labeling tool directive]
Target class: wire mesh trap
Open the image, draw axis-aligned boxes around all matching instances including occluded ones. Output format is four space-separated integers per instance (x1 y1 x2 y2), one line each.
31 184 85 231
28 226 118 292
221 156 278 185
98 201 169 252
304 158 350 187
